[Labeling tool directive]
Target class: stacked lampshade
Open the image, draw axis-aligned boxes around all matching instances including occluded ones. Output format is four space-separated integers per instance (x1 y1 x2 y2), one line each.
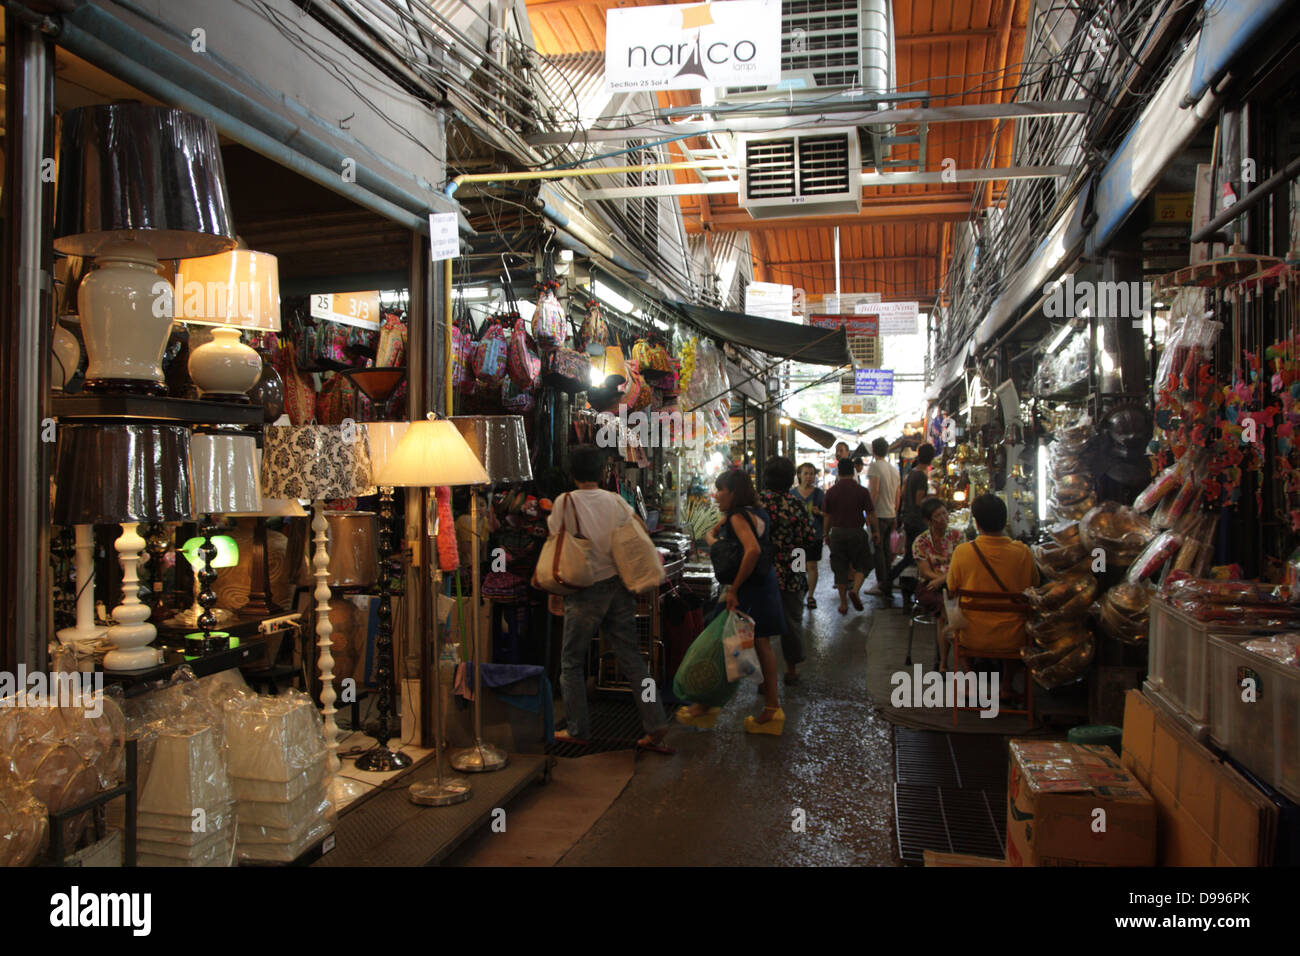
53 424 194 670
53 103 236 396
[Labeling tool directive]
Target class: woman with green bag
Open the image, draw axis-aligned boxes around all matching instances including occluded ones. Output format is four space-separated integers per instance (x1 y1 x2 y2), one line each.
674 470 786 735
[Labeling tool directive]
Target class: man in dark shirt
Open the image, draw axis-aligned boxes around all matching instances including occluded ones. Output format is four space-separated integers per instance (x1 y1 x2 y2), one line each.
823 458 879 614
888 442 936 608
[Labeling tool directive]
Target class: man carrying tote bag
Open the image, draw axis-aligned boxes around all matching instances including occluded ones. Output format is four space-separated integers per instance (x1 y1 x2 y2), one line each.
543 447 670 751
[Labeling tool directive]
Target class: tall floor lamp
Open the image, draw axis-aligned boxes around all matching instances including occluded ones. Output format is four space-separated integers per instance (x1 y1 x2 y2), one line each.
261 424 375 809
448 416 533 774
371 418 489 805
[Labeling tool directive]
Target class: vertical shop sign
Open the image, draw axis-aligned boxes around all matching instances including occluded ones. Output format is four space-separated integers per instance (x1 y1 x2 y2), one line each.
429 212 460 262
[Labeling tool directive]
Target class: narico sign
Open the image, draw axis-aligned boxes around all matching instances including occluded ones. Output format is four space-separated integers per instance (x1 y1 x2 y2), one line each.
605 1 781 92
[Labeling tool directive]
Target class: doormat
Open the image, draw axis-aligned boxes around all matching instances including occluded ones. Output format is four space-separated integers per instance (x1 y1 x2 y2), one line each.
548 695 646 759
892 727 1009 864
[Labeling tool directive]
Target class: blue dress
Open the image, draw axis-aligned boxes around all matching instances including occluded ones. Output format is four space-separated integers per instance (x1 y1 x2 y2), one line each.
719 507 785 639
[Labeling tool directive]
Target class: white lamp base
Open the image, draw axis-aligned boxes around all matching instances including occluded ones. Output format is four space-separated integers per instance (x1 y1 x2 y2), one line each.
56 625 107 648
189 326 262 398
103 646 162 671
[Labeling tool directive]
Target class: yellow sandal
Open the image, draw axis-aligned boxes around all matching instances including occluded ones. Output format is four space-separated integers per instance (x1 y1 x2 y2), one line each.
675 705 721 729
744 706 785 736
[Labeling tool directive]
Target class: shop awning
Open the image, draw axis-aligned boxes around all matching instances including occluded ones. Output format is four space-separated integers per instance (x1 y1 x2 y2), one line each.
670 301 850 366
787 417 837 448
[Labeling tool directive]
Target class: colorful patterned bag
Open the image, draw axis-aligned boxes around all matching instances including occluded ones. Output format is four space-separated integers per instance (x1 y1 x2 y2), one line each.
507 318 541 389
578 300 608 353
502 379 536 414
623 359 653 411
452 321 476 394
542 347 589 394
532 285 568 349
278 340 316 425
474 319 508 384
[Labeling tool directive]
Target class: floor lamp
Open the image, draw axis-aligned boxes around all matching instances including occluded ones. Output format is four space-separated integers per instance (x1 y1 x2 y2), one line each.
448 416 533 774
261 424 376 810
371 418 489 806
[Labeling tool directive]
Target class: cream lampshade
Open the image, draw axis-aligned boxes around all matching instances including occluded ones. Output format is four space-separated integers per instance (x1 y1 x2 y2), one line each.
53 104 236 395
177 247 281 399
372 418 488 802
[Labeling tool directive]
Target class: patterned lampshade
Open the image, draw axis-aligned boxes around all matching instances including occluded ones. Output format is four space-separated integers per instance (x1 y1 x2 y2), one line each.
260 425 376 501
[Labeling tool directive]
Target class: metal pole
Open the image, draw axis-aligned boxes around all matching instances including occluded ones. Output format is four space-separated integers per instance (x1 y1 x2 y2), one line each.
835 227 842 301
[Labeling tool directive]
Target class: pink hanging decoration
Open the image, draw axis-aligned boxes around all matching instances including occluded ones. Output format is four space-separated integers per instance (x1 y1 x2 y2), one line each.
435 485 459 571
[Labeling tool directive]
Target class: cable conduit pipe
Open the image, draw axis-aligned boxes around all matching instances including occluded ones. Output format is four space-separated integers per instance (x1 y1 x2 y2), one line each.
61 5 454 221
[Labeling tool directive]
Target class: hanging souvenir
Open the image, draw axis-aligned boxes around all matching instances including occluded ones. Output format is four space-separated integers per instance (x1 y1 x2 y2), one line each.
578 299 609 353
474 318 509 384
506 317 541 389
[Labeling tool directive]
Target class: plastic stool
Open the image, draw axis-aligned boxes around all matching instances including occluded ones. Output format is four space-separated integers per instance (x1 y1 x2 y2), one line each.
906 611 938 669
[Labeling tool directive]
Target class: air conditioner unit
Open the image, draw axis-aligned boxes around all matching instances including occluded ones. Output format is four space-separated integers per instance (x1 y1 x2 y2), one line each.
738 129 861 219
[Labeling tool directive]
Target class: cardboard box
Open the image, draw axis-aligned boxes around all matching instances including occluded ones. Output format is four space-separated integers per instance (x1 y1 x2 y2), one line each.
1120 689 1276 866
1006 739 1156 866
922 850 1006 867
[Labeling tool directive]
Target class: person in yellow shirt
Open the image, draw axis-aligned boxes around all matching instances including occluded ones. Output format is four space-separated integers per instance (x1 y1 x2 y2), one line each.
946 494 1039 656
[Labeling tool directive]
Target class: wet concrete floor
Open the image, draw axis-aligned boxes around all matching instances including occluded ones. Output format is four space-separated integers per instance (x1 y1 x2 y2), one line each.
556 576 901 866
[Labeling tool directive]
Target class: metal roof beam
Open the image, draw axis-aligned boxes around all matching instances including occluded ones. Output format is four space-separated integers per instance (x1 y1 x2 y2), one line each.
525 102 1089 146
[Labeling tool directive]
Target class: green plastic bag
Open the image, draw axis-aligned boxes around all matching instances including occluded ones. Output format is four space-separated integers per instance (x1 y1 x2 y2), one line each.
672 611 739 708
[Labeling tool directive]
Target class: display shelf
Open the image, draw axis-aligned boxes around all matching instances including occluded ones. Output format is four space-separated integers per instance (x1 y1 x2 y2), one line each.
100 637 267 696
53 393 264 426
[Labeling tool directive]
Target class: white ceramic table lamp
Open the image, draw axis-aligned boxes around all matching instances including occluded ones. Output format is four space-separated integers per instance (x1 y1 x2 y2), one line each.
176 247 281 399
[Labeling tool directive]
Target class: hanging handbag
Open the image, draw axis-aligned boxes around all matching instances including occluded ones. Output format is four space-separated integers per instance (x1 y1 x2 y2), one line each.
532 493 597 595
578 299 608 353
474 318 509 384
502 379 536 414
533 284 568 349
623 359 653 411
506 317 541 389
278 339 316 426
543 347 588 394
452 321 477 394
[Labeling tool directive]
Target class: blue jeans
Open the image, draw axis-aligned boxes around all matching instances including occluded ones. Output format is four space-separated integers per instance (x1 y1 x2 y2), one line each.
560 576 668 739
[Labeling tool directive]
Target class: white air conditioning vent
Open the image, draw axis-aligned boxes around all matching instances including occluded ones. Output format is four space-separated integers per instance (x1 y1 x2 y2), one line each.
739 128 861 219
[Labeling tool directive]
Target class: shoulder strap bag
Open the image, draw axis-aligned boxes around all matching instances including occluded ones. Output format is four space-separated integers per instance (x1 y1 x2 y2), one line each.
533 493 597 594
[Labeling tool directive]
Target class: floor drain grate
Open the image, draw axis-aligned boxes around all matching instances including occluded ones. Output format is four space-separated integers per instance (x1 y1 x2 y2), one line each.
548 695 647 758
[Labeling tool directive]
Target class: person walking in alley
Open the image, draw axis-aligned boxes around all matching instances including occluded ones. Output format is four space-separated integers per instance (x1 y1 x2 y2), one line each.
551 447 670 752
889 442 935 608
793 461 825 608
758 457 817 684
824 457 879 615
865 436 900 603
678 469 786 735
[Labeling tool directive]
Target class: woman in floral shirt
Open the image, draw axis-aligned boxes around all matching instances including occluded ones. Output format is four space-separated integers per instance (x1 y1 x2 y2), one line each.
758 457 819 683
912 496 963 664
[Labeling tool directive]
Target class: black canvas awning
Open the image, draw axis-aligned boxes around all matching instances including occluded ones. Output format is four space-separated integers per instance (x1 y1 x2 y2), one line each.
670 300 850 366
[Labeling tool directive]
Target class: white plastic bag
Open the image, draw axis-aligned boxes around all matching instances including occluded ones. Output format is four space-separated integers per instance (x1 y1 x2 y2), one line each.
721 610 761 682
611 517 665 594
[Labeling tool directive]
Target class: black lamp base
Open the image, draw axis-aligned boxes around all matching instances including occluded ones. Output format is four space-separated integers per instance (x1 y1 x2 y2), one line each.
355 746 413 773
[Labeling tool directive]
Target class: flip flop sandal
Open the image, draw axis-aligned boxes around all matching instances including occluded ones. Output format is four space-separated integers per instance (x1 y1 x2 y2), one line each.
552 730 590 746
635 738 676 756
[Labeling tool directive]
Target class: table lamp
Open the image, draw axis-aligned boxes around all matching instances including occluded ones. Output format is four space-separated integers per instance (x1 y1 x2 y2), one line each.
261 425 375 809
355 422 409 772
176 246 281 400
53 103 236 395
52 424 195 669
187 433 262 652
222 446 307 615
170 533 239 629
373 419 488 804
448 416 533 774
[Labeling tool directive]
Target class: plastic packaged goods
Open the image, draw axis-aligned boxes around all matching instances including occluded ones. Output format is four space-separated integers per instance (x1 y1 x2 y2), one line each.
222 691 327 783
1053 472 1094 504
137 725 232 815
230 761 328 804
1098 583 1153 645
236 784 330 829
1078 502 1155 566
1027 616 1090 648
1033 541 1088 578
1052 494 1097 522
135 803 235 834
1132 462 1182 513
1022 628 1089 668
1031 639 1095 689
1049 522 1082 548
1025 573 1099 612
0 762 47 867
1126 530 1184 584
1163 576 1293 606
1170 511 1219 577
1239 633 1300 666
137 826 235 867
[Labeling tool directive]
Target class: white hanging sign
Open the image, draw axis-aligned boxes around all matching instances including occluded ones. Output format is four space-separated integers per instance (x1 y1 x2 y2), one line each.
429 212 460 262
605 1 783 92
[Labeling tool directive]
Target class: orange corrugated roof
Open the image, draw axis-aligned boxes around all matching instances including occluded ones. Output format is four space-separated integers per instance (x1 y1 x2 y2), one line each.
525 0 1029 302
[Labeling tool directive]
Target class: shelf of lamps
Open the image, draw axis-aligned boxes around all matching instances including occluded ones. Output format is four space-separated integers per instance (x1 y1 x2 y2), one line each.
53 393 265 427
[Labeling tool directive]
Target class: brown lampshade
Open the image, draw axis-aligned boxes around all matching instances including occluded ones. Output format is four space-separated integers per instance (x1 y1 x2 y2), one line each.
53 103 236 260
52 424 194 525
450 416 533 484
